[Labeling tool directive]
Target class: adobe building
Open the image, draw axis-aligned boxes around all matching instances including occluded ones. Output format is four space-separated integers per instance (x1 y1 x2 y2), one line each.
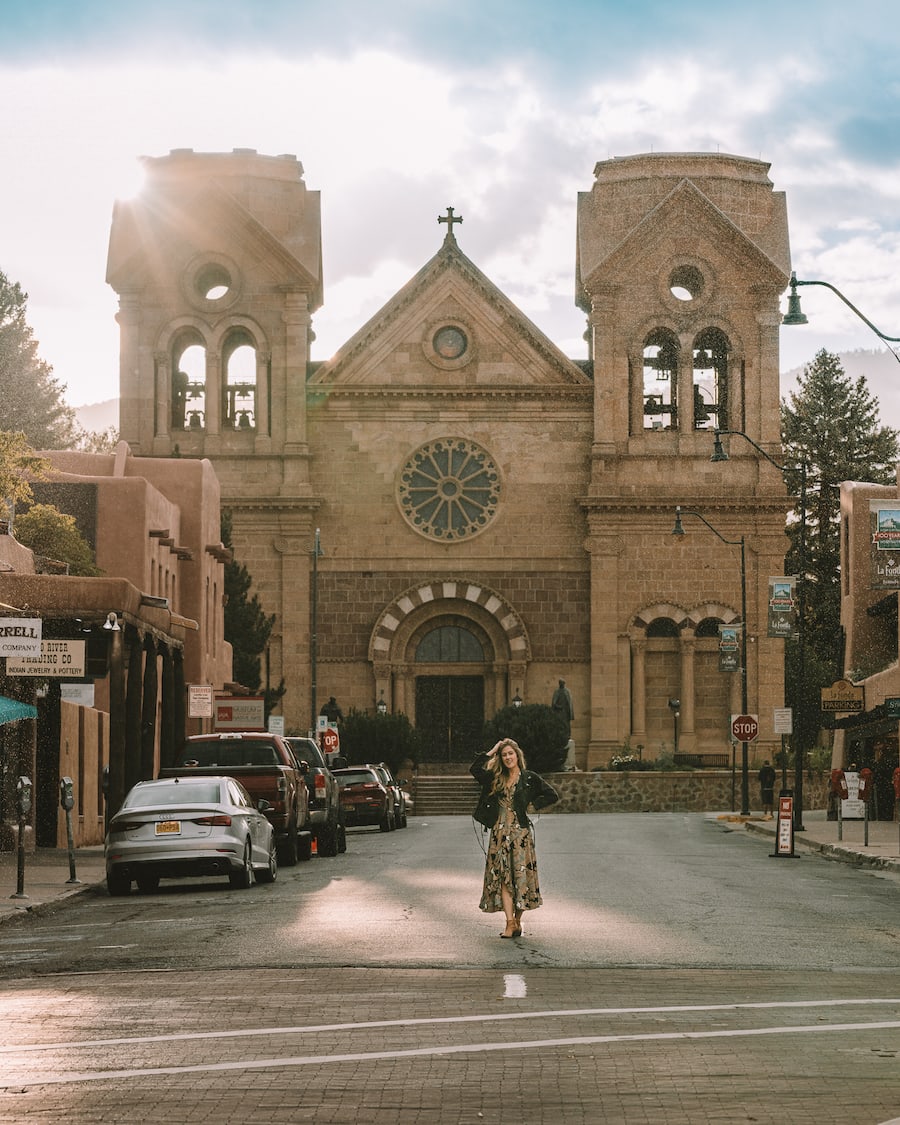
835 477 900 818
0 445 232 847
107 148 794 769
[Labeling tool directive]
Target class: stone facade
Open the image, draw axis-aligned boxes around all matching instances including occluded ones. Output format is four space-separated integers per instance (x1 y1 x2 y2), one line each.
108 148 796 769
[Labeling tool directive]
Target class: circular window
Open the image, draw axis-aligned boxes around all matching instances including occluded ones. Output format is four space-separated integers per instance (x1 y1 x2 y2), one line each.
195 263 233 301
433 325 468 360
668 265 705 302
397 438 501 541
183 254 242 310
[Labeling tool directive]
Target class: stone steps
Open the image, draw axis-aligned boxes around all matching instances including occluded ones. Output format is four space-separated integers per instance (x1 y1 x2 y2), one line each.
412 775 480 816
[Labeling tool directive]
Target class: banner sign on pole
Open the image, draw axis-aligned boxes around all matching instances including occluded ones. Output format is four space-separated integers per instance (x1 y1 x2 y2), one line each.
869 501 900 588
718 624 740 672
767 576 797 638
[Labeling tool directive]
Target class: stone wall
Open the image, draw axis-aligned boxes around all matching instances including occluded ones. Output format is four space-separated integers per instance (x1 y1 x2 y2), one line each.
542 770 828 814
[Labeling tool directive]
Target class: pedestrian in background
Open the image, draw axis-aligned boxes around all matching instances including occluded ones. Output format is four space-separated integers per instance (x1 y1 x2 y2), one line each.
471 739 559 938
758 759 776 818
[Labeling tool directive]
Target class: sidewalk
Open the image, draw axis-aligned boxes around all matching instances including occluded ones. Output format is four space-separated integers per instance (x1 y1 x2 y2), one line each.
724 807 900 873
2 810 898 927
0 844 106 925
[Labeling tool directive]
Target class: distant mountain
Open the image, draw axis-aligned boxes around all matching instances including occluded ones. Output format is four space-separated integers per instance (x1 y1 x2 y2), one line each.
73 399 119 434
782 349 900 430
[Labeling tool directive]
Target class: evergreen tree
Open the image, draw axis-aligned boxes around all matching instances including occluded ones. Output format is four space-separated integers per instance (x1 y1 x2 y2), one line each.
221 511 285 713
781 349 899 746
0 270 78 449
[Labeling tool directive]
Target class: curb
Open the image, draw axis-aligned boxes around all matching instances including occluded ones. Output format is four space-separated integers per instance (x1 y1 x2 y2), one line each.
744 820 900 873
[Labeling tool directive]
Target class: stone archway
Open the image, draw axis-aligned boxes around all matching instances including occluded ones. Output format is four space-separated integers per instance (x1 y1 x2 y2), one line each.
368 580 531 759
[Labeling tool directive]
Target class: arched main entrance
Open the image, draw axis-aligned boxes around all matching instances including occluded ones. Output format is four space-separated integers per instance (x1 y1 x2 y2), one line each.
368 580 531 764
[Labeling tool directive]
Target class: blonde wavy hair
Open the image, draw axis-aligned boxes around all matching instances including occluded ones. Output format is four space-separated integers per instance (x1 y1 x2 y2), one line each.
486 738 527 792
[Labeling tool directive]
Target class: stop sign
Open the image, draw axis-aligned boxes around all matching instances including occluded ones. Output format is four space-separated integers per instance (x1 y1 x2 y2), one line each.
322 727 340 754
731 713 759 742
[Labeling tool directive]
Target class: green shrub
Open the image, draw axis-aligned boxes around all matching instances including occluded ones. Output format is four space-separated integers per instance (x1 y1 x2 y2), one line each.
337 708 422 776
482 704 568 774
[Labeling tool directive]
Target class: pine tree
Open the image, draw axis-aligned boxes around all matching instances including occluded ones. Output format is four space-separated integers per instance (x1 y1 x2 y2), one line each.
221 511 285 714
0 270 78 449
781 349 899 745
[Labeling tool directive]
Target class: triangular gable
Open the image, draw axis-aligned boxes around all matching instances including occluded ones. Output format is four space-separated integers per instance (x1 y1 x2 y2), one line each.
578 178 790 298
107 181 322 307
311 237 590 388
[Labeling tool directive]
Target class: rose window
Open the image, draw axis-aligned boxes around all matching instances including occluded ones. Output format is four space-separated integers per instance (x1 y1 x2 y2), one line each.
398 438 501 541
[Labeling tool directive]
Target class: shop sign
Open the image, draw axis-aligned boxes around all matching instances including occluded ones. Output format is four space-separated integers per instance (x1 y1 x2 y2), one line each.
820 678 865 714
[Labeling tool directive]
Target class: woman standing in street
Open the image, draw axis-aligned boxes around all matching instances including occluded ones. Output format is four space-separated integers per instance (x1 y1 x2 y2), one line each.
470 739 559 938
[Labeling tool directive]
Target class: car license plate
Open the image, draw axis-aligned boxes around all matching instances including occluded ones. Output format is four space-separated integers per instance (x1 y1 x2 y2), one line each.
155 820 181 835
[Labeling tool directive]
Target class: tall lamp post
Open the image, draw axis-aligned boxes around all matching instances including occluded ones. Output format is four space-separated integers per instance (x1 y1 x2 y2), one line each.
310 528 324 734
711 430 808 832
672 507 750 815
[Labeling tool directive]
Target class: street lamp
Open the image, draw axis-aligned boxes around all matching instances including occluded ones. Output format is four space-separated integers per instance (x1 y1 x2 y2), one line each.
668 698 680 754
310 528 324 733
711 429 808 833
672 506 750 815
783 273 900 365
512 690 523 708
376 689 388 716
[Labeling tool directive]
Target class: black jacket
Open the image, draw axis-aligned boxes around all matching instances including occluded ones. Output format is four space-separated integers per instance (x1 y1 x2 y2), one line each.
470 752 559 829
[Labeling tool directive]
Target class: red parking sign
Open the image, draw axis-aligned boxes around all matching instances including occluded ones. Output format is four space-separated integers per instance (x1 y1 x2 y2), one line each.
731 713 759 742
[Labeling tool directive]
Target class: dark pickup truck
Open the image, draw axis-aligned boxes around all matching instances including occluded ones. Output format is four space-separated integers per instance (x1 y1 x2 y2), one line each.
161 732 313 865
284 737 346 857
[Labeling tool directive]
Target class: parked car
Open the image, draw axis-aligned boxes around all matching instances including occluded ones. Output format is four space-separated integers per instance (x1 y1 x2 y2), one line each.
333 766 394 831
367 762 409 828
162 732 312 865
105 775 277 896
284 736 346 856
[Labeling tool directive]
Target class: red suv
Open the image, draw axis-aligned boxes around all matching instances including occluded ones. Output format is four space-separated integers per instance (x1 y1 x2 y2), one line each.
333 767 394 832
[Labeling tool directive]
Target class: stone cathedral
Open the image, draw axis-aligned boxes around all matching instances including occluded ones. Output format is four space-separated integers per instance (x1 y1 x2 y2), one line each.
106 148 793 768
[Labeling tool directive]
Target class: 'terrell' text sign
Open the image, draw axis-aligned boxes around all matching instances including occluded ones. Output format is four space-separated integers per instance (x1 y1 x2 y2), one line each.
0 618 42 657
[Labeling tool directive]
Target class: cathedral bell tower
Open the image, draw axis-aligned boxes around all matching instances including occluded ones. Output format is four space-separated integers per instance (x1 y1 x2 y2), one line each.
575 153 793 763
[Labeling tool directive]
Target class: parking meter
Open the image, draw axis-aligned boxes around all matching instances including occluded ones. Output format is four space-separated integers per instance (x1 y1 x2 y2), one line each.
15 776 32 818
59 776 75 810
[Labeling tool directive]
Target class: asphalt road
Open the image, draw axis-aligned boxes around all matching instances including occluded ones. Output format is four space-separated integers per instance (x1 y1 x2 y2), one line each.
1 814 899 1123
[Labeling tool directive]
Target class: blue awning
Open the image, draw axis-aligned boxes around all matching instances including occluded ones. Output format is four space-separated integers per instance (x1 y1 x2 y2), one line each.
0 695 37 724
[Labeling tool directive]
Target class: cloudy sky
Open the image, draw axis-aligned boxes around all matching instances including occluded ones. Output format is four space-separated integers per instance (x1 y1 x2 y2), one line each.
2 0 899 422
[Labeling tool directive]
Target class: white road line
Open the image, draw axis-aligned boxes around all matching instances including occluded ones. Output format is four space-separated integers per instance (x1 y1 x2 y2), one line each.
8 1019 900 1087
3 997 898 1053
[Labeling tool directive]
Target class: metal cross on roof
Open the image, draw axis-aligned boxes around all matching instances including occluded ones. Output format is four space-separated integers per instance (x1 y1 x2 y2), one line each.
438 206 463 240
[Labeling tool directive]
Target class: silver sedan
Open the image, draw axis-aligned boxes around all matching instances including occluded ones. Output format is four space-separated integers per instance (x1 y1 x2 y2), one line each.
105 775 277 895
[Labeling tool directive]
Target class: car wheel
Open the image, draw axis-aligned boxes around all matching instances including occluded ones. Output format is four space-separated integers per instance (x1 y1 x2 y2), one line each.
229 839 254 889
278 817 299 867
379 811 391 832
136 872 160 894
256 838 278 884
337 818 347 853
107 869 131 897
399 809 408 828
318 818 338 857
298 832 313 861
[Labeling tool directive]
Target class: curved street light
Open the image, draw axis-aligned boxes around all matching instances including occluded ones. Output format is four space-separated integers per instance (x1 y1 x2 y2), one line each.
672 506 750 815
711 430 808 832
783 273 900 365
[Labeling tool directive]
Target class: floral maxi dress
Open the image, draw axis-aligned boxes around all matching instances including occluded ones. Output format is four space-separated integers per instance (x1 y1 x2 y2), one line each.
479 786 543 914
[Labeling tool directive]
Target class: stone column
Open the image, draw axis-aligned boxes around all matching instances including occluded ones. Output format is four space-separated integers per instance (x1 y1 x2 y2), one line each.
282 290 310 452
679 628 697 752
206 349 221 436
155 351 170 439
630 635 647 741
140 637 158 781
124 630 144 795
